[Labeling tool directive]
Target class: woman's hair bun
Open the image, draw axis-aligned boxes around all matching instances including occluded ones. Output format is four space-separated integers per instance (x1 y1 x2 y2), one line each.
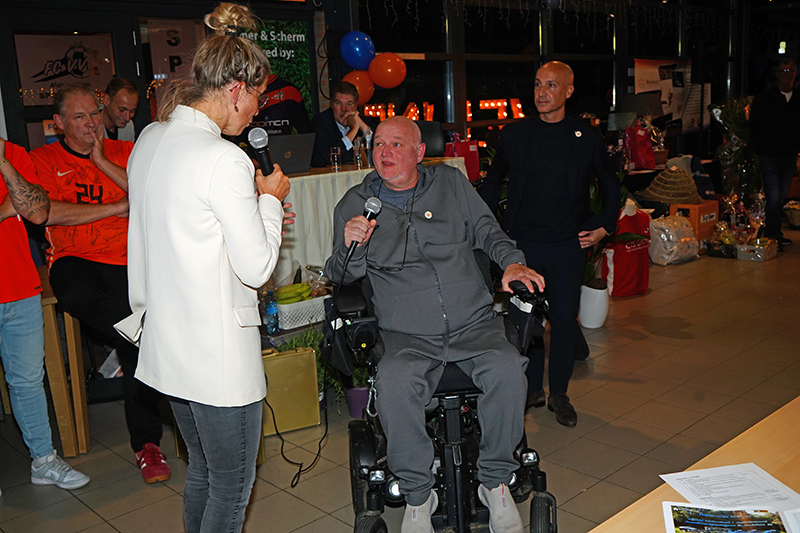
204 2 258 36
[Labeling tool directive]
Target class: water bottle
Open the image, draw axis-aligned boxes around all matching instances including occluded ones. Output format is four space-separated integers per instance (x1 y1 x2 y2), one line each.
264 290 280 334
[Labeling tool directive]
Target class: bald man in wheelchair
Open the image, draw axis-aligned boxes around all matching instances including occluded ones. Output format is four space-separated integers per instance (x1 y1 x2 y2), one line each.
326 117 544 533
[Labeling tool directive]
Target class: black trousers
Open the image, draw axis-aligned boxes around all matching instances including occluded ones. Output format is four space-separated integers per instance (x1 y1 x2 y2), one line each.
49 256 163 452
514 236 584 396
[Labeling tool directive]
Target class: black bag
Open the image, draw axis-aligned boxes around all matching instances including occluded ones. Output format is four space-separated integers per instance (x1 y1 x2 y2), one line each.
321 296 355 377
506 291 549 354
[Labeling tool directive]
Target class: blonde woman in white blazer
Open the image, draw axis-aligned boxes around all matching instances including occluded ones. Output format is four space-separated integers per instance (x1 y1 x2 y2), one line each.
120 4 290 532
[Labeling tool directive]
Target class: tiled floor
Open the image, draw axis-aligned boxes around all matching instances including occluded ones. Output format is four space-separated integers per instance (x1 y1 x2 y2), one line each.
2 229 800 532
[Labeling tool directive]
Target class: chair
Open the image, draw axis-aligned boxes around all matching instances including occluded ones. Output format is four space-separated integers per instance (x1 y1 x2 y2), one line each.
329 282 557 533
417 121 446 157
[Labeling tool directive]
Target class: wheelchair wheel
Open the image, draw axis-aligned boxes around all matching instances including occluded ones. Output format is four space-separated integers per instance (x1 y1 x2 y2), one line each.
529 493 554 533
349 420 372 515
354 513 388 533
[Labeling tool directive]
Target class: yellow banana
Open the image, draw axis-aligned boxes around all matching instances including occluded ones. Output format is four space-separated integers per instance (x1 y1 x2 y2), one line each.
276 294 305 304
276 283 311 298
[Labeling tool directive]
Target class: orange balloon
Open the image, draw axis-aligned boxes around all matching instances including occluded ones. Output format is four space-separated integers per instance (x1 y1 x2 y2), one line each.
342 70 375 106
368 53 407 89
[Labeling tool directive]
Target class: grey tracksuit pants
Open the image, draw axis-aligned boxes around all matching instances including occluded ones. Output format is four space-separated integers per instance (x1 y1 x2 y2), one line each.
374 316 528 506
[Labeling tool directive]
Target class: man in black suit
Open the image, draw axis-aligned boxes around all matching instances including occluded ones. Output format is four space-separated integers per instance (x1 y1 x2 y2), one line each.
749 58 800 251
480 61 620 427
311 81 373 167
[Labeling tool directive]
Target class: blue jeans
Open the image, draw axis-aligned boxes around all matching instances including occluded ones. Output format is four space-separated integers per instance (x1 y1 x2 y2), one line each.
170 398 262 533
760 154 796 240
0 294 54 459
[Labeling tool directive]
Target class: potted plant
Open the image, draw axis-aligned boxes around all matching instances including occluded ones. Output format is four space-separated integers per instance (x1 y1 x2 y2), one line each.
343 363 371 419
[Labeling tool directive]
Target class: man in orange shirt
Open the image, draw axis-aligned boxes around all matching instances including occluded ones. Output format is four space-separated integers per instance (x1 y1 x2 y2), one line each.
1 138 90 491
30 86 170 484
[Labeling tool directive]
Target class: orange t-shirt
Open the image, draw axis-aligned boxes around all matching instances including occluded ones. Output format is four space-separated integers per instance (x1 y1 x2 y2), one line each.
30 139 133 268
0 143 43 303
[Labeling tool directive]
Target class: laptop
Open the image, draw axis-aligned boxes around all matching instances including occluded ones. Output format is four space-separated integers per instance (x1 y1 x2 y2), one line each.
269 133 316 175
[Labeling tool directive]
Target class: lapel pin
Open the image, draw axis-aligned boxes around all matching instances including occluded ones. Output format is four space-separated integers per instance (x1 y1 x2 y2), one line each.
425 211 433 219
575 131 582 137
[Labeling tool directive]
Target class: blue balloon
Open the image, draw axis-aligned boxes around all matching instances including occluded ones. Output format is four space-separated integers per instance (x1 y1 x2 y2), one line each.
340 31 376 71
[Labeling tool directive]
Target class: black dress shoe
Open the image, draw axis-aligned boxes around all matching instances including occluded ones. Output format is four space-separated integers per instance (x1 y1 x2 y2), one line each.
781 237 793 247
526 389 546 411
547 394 577 427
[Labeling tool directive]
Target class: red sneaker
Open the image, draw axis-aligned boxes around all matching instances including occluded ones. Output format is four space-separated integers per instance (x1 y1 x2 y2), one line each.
135 443 171 483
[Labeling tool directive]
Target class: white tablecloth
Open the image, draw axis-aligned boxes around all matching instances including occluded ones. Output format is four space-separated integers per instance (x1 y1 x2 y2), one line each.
273 157 468 283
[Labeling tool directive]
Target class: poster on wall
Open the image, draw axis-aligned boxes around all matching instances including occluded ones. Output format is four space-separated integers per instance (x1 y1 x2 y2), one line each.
634 59 710 133
146 19 313 135
147 19 203 80
146 18 204 120
15 33 115 107
247 20 314 135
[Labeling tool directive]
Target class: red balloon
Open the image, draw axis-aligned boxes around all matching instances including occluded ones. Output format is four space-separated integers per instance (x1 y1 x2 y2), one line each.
368 53 407 89
342 70 375 106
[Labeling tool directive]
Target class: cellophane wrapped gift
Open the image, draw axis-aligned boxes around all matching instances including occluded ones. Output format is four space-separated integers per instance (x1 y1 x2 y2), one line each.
649 216 699 266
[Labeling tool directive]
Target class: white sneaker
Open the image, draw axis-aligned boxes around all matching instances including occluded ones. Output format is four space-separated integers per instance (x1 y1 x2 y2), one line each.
401 490 438 533
478 483 523 533
31 451 90 490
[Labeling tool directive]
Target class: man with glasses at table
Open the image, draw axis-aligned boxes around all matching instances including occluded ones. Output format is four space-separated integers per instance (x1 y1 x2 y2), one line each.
750 57 800 252
311 81 374 167
325 116 544 533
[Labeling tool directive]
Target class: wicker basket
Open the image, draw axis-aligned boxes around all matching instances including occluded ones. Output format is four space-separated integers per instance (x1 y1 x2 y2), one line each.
277 295 330 330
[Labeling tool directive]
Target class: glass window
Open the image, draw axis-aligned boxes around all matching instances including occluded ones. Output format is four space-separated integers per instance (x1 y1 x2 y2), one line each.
367 60 449 123
626 7 680 56
550 9 613 54
466 61 538 118
358 0 446 53
566 61 614 118
685 10 729 50
463 6 539 55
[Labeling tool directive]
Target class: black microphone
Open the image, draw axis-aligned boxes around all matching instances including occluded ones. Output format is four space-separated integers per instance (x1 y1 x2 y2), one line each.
344 197 382 265
247 127 274 175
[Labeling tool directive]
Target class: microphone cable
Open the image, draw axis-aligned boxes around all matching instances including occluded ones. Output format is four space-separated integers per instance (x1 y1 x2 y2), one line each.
263 393 329 488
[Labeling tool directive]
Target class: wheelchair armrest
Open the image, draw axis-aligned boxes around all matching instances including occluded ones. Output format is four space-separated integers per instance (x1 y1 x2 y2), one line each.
334 283 369 317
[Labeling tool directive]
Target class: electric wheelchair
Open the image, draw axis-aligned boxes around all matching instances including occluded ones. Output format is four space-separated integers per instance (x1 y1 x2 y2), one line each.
324 278 558 533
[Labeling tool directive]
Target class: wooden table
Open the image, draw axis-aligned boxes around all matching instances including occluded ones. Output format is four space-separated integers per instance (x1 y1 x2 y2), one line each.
274 157 467 283
37 266 90 457
589 394 800 531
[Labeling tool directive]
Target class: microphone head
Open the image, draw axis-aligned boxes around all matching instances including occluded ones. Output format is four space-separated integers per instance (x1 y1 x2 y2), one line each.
248 127 269 150
364 197 382 217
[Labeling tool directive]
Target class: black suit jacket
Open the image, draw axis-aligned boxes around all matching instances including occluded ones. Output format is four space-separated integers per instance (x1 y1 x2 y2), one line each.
310 108 376 167
480 116 620 239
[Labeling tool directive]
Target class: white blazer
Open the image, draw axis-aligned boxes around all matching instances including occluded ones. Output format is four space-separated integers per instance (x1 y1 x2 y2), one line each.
124 105 283 406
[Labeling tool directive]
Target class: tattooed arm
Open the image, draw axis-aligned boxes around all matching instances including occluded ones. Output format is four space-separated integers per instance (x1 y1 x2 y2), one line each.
0 138 50 225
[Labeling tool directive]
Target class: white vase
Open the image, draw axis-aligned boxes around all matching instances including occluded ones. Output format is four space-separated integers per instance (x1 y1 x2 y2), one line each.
579 285 609 329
